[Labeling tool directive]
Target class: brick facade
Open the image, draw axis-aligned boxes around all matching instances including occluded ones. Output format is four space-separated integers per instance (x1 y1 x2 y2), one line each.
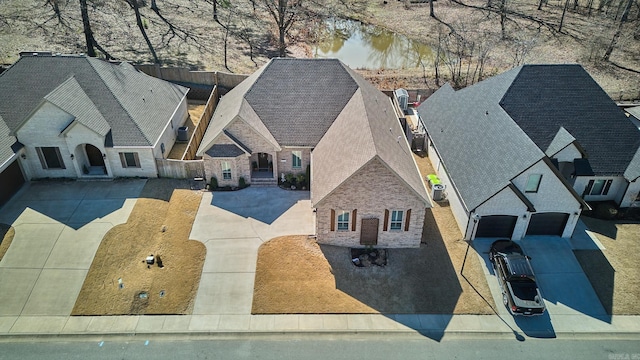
316 158 426 248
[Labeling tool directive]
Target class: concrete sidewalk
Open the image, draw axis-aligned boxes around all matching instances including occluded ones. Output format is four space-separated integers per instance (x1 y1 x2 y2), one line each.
0 313 638 339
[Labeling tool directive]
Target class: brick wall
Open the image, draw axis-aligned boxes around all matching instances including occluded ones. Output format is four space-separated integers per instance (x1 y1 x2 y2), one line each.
316 159 426 248
203 154 250 187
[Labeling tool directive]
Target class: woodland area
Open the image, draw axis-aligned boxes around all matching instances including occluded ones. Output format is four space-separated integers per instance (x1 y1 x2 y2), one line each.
0 0 638 98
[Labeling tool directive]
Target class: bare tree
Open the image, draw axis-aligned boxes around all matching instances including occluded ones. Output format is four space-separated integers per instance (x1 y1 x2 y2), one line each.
559 0 570 32
262 0 303 57
603 0 634 60
124 0 160 63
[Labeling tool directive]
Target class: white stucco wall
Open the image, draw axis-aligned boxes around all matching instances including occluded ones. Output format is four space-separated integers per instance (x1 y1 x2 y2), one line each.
621 178 640 207
427 138 469 237
472 187 529 240
152 95 189 159
106 147 157 177
511 160 582 238
574 175 627 203
16 102 77 179
64 122 111 177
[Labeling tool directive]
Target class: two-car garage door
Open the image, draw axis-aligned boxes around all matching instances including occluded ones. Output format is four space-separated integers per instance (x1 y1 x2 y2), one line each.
475 212 569 238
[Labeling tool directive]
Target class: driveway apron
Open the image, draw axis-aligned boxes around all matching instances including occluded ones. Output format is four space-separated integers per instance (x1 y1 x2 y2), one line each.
189 187 314 316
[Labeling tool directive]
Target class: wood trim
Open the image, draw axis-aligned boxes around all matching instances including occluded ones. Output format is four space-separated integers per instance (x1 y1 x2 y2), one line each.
603 179 613 195
119 152 127 168
383 209 389 231
36 147 47 169
54 147 65 169
404 209 411 231
351 209 357 231
330 209 335 231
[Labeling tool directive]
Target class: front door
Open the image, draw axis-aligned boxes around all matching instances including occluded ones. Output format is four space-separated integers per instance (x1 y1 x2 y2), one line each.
360 218 379 245
85 144 105 167
257 153 269 171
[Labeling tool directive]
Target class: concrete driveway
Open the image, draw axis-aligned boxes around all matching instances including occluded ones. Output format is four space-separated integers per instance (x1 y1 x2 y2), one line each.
0 180 144 319
473 236 610 337
189 187 314 316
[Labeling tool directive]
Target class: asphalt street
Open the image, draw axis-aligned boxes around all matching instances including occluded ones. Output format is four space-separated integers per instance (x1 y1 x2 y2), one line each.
1 336 639 360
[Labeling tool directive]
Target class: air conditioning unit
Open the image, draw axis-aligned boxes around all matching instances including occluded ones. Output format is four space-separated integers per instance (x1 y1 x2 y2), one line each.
431 184 445 201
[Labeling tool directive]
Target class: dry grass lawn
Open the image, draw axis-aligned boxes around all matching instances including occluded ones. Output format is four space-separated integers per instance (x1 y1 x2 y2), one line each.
167 101 207 160
72 179 205 315
251 153 495 315
575 217 640 315
0 223 15 262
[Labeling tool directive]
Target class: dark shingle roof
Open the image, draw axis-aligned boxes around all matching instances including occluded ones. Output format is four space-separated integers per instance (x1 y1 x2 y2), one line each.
205 144 246 158
0 54 188 147
418 68 544 212
500 65 640 179
243 59 358 147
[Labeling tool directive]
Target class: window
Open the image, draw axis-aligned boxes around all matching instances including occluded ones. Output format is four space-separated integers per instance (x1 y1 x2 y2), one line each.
390 210 403 230
586 179 613 196
292 151 302 169
337 211 350 231
525 174 542 193
36 147 65 169
222 161 232 180
119 152 140 168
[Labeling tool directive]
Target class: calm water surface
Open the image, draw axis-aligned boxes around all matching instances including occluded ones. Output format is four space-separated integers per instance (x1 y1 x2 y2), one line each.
313 19 433 70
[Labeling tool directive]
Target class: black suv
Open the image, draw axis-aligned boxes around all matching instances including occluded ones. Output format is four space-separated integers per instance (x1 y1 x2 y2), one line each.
489 240 545 316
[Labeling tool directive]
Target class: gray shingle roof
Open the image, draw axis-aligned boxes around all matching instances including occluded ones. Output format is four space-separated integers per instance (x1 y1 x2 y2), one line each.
0 115 17 167
244 59 358 147
205 144 246 158
545 127 576 157
500 64 640 180
312 64 430 206
417 68 544 212
0 54 188 147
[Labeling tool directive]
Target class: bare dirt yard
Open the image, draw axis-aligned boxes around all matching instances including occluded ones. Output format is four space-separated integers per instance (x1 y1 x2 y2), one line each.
0 223 15 262
72 179 205 315
251 154 495 315
574 216 640 315
167 100 207 160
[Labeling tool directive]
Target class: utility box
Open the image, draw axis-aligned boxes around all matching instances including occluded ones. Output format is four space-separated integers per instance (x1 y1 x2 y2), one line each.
431 184 445 201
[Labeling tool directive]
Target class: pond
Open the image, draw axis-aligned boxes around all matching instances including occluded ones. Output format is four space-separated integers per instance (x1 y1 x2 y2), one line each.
312 19 433 70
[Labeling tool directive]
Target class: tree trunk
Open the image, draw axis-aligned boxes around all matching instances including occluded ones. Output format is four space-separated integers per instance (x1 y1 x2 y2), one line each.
127 0 160 64
430 0 435 17
500 0 507 39
603 0 633 61
79 0 96 57
537 0 544 10
213 0 218 22
279 25 286 57
559 0 570 32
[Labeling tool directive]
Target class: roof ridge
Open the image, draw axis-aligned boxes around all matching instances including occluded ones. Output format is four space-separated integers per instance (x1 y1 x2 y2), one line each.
86 57 153 145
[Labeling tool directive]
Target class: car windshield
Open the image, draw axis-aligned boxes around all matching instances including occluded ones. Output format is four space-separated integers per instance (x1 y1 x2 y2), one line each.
510 279 539 301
